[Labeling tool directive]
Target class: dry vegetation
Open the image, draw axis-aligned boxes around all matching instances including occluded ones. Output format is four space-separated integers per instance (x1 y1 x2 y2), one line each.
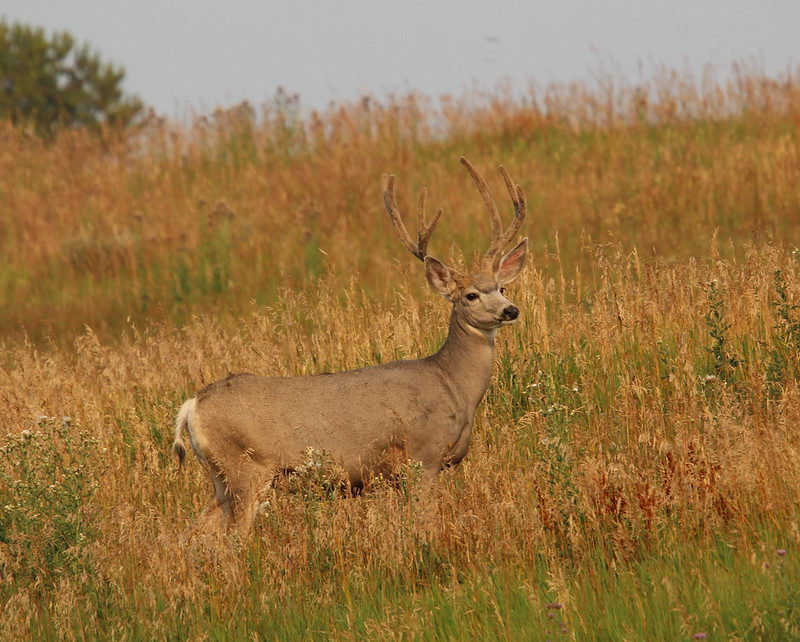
1 63 800 638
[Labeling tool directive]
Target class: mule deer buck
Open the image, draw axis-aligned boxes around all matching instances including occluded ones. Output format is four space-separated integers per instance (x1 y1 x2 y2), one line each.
172 157 528 530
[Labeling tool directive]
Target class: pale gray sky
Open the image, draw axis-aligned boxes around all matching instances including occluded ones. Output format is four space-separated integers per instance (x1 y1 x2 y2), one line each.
3 1 799 118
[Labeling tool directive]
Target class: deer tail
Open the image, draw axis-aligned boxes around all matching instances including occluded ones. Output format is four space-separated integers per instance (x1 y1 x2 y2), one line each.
172 398 195 468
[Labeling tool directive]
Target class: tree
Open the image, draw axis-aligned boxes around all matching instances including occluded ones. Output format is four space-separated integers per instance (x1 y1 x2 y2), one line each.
0 19 143 136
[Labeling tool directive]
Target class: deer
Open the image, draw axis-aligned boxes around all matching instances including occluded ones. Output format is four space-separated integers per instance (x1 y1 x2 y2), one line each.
172 156 528 531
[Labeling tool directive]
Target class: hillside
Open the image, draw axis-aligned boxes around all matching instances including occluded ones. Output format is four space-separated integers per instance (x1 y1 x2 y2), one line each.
1 65 799 638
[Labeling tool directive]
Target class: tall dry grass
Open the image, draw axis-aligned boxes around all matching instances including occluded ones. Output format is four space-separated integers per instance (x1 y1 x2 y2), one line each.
1 63 799 637
1 243 799 638
1 63 799 344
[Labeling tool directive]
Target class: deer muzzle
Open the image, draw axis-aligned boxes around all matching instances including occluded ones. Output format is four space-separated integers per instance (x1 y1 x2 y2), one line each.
501 305 519 322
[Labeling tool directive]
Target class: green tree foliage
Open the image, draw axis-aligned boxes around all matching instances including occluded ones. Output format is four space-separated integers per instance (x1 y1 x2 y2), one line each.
0 19 143 136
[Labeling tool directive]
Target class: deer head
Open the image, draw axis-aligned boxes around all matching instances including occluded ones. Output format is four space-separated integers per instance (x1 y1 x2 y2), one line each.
382 157 528 338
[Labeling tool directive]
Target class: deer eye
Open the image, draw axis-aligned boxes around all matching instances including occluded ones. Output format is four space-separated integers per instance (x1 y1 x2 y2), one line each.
500 287 507 295
465 292 479 302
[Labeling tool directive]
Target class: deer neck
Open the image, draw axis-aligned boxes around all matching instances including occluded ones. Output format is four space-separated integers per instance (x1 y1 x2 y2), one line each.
431 306 497 408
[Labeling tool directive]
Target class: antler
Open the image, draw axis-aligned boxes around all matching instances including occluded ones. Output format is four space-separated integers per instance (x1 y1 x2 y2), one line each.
460 156 527 272
382 173 443 262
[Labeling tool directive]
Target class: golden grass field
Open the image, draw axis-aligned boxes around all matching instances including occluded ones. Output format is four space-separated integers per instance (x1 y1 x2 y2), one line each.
1 63 799 638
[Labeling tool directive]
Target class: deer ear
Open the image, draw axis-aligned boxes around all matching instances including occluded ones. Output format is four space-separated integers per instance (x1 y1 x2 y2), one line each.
496 238 528 285
425 256 456 297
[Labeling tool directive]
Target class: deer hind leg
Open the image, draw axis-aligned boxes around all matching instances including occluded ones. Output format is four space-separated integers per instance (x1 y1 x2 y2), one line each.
231 494 257 533
200 451 277 533
228 475 281 533
223 458 275 533
194 465 233 532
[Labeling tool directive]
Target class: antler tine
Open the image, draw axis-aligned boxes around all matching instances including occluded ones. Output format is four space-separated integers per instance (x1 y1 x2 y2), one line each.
494 164 527 260
382 173 442 262
460 157 527 272
460 156 503 240
417 187 444 258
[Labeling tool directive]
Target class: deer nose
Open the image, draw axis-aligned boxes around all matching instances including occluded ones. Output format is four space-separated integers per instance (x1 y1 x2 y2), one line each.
502 305 519 321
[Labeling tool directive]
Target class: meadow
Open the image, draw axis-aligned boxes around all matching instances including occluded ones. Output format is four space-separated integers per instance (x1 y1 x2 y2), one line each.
1 63 799 639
